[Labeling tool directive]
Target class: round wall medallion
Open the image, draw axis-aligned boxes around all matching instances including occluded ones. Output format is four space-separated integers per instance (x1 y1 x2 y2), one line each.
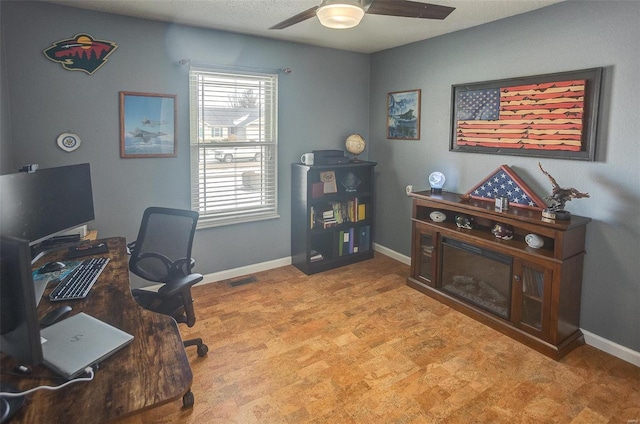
57 132 81 152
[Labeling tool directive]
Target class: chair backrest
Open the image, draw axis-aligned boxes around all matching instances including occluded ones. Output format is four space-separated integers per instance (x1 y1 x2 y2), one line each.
129 207 199 283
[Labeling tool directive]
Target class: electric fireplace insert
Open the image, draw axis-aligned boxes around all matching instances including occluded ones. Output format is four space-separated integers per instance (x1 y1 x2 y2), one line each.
439 237 513 320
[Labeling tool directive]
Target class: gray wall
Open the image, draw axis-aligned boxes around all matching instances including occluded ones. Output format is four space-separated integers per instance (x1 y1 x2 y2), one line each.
2 1 638 353
0 5 12 173
370 1 640 352
0 2 370 272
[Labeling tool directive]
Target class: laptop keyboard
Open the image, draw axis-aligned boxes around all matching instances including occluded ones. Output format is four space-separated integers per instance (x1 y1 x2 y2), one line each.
49 257 110 301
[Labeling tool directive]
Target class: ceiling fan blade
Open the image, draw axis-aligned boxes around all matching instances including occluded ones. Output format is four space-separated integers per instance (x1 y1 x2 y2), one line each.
366 1 455 20
269 6 319 30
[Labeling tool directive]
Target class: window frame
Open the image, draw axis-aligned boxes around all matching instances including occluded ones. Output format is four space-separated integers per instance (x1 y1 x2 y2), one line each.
189 66 279 228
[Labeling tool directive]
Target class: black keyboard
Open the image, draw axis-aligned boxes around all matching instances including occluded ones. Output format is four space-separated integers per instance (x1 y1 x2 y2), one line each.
49 257 110 301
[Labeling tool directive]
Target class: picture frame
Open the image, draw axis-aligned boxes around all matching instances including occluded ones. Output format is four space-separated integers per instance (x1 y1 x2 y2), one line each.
319 170 337 194
387 89 421 140
450 68 602 161
120 91 177 158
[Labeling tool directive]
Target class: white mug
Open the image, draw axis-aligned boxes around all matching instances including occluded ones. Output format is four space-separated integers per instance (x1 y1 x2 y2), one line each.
301 153 314 165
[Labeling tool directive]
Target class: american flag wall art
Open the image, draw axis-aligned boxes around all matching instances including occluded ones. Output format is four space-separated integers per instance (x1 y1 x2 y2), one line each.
456 80 585 150
450 68 602 161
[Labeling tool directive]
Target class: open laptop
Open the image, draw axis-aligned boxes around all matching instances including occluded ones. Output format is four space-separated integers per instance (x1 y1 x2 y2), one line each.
40 312 134 379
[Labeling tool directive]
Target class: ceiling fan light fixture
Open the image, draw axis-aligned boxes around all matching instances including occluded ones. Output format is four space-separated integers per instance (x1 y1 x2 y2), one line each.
316 1 365 29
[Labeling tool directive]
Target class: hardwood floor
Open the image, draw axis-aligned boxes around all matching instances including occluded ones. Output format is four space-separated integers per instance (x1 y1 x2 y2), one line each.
118 253 639 423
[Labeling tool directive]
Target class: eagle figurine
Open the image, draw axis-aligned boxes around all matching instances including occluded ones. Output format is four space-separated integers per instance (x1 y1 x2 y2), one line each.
538 162 590 211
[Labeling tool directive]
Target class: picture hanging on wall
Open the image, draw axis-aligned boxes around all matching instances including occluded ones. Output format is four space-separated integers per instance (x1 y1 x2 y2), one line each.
387 89 421 140
120 92 177 158
43 33 118 75
450 67 602 161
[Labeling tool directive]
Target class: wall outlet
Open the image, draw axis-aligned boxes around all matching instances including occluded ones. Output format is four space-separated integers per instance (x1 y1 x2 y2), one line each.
406 185 413 195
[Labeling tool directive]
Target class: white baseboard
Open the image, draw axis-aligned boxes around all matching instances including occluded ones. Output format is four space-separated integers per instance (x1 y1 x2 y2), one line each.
197 244 639 368
373 242 411 265
198 256 291 286
198 245 410 286
581 329 640 367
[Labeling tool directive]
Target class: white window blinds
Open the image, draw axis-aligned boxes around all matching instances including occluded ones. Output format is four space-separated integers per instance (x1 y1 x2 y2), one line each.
189 67 278 228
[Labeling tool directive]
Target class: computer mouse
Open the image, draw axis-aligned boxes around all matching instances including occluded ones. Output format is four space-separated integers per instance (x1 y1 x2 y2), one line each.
38 261 66 274
40 305 72 327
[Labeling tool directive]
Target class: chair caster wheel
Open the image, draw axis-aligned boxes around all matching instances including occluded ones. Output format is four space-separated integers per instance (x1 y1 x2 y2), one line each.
182 389 194 408
197 344 208 357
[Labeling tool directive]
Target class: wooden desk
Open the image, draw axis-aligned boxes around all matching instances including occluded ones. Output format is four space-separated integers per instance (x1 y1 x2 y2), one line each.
2 237 193 422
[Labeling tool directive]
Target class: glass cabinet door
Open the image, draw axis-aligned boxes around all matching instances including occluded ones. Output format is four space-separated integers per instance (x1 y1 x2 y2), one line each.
411 222 437 287
512 260 552 339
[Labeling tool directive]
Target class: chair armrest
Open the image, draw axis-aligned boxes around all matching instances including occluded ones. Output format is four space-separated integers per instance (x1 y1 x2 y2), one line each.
157 273 204 298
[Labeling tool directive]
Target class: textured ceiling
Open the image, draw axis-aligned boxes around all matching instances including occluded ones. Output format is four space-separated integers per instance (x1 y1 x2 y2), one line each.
45 0 564 54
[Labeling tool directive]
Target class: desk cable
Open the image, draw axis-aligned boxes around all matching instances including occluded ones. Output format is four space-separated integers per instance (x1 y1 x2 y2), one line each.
0 367 94 398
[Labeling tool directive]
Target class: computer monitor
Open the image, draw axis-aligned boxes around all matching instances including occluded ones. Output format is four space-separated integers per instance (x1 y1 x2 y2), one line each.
0 163 95 247
0 236 44 366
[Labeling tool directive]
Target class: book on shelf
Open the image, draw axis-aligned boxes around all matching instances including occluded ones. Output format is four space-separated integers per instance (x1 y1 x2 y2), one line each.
342 230 351 255
357 203 366 221
331 201 346 224
321 198 367 225
347 198 358 222
358 225 370 252
345 199 367 223
310 250 324 262
348 227 355 254
316 217 337 229
335 226 366 257
312 182 324 198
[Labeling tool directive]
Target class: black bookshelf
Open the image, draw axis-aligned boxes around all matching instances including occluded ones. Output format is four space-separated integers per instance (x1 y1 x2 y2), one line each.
291 161 376 275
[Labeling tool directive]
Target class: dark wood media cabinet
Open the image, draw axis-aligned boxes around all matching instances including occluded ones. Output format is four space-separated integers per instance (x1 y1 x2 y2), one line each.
407 190 591 359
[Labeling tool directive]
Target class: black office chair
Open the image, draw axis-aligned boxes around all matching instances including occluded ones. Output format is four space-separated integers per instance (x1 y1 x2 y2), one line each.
128 207 208 406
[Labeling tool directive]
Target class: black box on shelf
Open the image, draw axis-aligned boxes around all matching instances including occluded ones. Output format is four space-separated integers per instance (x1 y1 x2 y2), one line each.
326 156 349 165
313 149 345 165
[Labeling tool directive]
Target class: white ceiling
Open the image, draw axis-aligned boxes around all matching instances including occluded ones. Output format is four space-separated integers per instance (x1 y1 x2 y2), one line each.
45 0 565 54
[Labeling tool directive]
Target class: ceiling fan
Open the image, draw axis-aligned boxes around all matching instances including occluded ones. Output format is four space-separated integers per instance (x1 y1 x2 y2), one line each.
269 0 455 30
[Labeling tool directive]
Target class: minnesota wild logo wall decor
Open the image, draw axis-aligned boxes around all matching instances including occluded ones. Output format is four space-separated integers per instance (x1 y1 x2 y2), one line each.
43 33 117 75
